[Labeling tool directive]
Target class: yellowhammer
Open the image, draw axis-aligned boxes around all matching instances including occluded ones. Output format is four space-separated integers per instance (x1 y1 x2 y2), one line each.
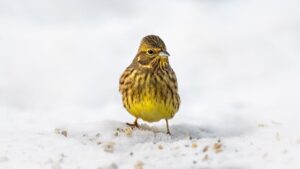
119 35 180 134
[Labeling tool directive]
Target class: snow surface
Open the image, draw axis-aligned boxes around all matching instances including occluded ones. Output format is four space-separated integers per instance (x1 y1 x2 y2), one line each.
1 0 300 168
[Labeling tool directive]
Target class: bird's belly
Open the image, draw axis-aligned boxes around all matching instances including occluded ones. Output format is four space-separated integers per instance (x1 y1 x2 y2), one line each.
127 94 175 122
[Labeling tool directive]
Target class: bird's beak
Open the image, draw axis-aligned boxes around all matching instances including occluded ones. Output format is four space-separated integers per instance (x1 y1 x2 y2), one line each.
158 51 170 58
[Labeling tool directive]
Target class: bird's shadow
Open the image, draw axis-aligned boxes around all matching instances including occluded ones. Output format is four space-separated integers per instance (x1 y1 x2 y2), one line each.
56 119 253 145
136 121 252 142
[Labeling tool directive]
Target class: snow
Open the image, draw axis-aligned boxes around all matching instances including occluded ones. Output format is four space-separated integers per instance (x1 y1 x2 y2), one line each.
1 0 300 168
1 117 299 169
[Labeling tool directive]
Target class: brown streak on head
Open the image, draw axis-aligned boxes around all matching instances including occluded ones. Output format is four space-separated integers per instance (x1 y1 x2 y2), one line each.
138 35 166 52
130 35 169 70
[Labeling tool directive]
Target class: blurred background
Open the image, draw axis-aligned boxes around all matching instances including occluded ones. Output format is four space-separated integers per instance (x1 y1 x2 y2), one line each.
0 0 299 128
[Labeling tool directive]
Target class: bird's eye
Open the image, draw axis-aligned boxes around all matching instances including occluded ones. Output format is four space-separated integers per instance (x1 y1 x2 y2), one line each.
147 50 154 55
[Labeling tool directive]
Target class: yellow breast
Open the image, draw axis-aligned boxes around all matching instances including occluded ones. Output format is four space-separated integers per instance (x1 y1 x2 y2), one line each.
120 67 180 123
127 93 176 122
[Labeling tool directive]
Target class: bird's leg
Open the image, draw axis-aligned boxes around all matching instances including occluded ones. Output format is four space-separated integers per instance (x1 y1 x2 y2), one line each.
165 119 171 135
126 118 140 128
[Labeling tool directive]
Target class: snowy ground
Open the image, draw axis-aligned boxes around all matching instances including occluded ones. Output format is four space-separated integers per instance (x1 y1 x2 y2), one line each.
1 0 300 169
1 112 299 169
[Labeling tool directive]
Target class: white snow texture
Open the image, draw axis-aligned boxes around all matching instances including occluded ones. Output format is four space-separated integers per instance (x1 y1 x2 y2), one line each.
0 0 300 169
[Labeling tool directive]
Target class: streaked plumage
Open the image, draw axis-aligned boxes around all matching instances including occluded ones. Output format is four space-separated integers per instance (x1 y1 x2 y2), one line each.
119 35 180 134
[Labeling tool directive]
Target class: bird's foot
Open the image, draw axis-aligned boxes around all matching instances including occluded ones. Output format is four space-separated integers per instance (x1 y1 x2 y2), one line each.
126 122 140 129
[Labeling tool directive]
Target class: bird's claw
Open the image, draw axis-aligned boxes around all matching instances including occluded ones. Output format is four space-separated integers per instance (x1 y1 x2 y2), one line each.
126 122 140 129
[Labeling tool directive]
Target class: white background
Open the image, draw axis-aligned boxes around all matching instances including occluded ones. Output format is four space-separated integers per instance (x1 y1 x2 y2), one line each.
0 0 299 168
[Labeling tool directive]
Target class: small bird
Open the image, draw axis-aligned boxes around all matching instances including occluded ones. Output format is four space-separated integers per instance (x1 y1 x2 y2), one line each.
119 35 180 134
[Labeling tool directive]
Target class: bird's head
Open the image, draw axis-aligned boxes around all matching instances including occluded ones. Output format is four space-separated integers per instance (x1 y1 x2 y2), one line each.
133 35 170 69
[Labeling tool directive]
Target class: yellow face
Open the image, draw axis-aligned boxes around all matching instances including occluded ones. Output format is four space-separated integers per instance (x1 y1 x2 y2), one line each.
135 35 170 68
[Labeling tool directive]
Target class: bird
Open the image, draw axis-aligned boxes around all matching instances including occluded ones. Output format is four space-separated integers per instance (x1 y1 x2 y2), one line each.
119 35 180 134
